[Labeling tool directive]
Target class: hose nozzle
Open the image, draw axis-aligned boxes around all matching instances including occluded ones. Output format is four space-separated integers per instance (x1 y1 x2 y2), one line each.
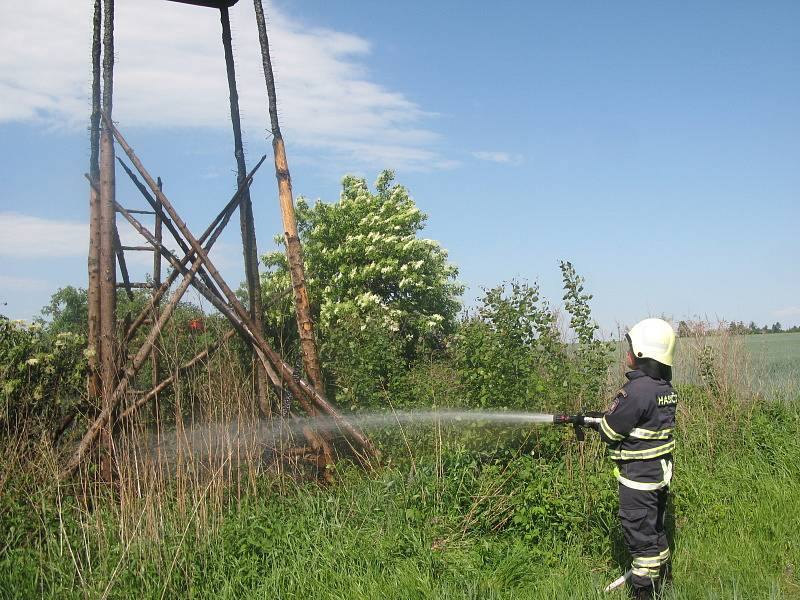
552 414 581 425
551 413 601 441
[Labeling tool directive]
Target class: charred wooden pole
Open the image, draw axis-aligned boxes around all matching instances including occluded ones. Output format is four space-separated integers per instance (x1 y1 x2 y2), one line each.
98 0 118 480
87 0 102 400
252 0 326 396
219 6 271 418
99 0 117 392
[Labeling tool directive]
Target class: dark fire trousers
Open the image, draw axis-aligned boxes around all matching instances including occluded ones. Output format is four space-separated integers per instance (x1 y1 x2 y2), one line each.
619 483 669 589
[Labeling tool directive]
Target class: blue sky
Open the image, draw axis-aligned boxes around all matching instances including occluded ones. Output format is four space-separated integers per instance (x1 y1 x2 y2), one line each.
1 0 798 333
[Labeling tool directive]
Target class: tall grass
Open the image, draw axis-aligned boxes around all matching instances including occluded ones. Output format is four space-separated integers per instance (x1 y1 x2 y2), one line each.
1 326 798 599
673 323 799 402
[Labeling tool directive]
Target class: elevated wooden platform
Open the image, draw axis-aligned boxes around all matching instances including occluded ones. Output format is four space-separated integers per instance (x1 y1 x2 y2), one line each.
165 0 239 8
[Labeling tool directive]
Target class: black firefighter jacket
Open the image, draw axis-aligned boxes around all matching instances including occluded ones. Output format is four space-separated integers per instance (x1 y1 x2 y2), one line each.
597 369 677 486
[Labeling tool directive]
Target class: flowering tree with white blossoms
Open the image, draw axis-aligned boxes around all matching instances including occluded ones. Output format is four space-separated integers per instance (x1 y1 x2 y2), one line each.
261 170 463 355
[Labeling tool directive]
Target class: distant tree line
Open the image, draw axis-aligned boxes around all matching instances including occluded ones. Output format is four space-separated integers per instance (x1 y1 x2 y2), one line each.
677 320 800 338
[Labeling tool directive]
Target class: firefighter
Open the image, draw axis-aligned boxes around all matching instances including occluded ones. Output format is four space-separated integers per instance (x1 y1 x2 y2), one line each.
595 318 677 599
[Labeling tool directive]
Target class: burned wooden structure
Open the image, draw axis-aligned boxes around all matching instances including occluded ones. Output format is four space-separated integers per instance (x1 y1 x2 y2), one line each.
69 0 376 481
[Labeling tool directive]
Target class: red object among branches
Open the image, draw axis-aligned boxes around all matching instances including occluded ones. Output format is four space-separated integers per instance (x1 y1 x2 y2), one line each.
188 318 204 332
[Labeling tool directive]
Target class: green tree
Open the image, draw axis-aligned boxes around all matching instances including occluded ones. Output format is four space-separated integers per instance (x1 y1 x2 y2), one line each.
453 281 564 410
261 170 463 356
454 266 611 413
37 286 88 335
727 321 748 336
560 260 614 405
678 321 691 338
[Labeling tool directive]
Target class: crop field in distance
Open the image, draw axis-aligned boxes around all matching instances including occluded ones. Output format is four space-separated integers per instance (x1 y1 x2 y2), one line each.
743 332 800 379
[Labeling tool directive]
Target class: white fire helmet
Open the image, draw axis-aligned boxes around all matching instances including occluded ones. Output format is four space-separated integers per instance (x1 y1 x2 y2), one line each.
626 318 676 367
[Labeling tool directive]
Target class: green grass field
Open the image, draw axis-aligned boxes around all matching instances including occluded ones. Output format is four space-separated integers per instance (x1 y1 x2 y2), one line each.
744 332 800 378
2 331 798 599
2 387 799 599
666 333 799 401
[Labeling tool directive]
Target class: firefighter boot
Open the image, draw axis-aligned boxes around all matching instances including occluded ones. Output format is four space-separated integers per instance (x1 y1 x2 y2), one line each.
632 586 653 600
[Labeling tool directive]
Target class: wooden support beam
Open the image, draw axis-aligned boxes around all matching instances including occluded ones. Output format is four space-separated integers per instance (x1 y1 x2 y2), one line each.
120 245 155 252
104 115 377 464
116 205 240 324
115 209 287 425
61 254 205 480
120 155 266 344
116 282 155 289
119 328 237 422
117 159 185 251
116 157 226 306
152 178 163 396
113 229 135 300
116 208 155 215
118 202 292 343
116 206 280 391
115 202 337 468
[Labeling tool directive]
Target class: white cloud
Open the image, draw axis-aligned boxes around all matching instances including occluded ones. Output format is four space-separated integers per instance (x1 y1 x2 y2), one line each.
0 213 86 258
0 275 50 292
472 151 524 166
0 0 450 171
0 212 152 264
0 212 237 276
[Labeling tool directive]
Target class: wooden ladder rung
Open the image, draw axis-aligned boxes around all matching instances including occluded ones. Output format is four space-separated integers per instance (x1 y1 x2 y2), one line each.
117 282 155 289
117 207 156 215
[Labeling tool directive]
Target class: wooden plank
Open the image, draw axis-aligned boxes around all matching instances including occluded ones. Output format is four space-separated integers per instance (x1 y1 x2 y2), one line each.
116 282 155 289
116 208 155 215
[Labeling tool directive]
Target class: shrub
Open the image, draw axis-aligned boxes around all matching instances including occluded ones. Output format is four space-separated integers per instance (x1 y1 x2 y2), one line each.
453 268 612 414
320 308 412 410
0 318 87 435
